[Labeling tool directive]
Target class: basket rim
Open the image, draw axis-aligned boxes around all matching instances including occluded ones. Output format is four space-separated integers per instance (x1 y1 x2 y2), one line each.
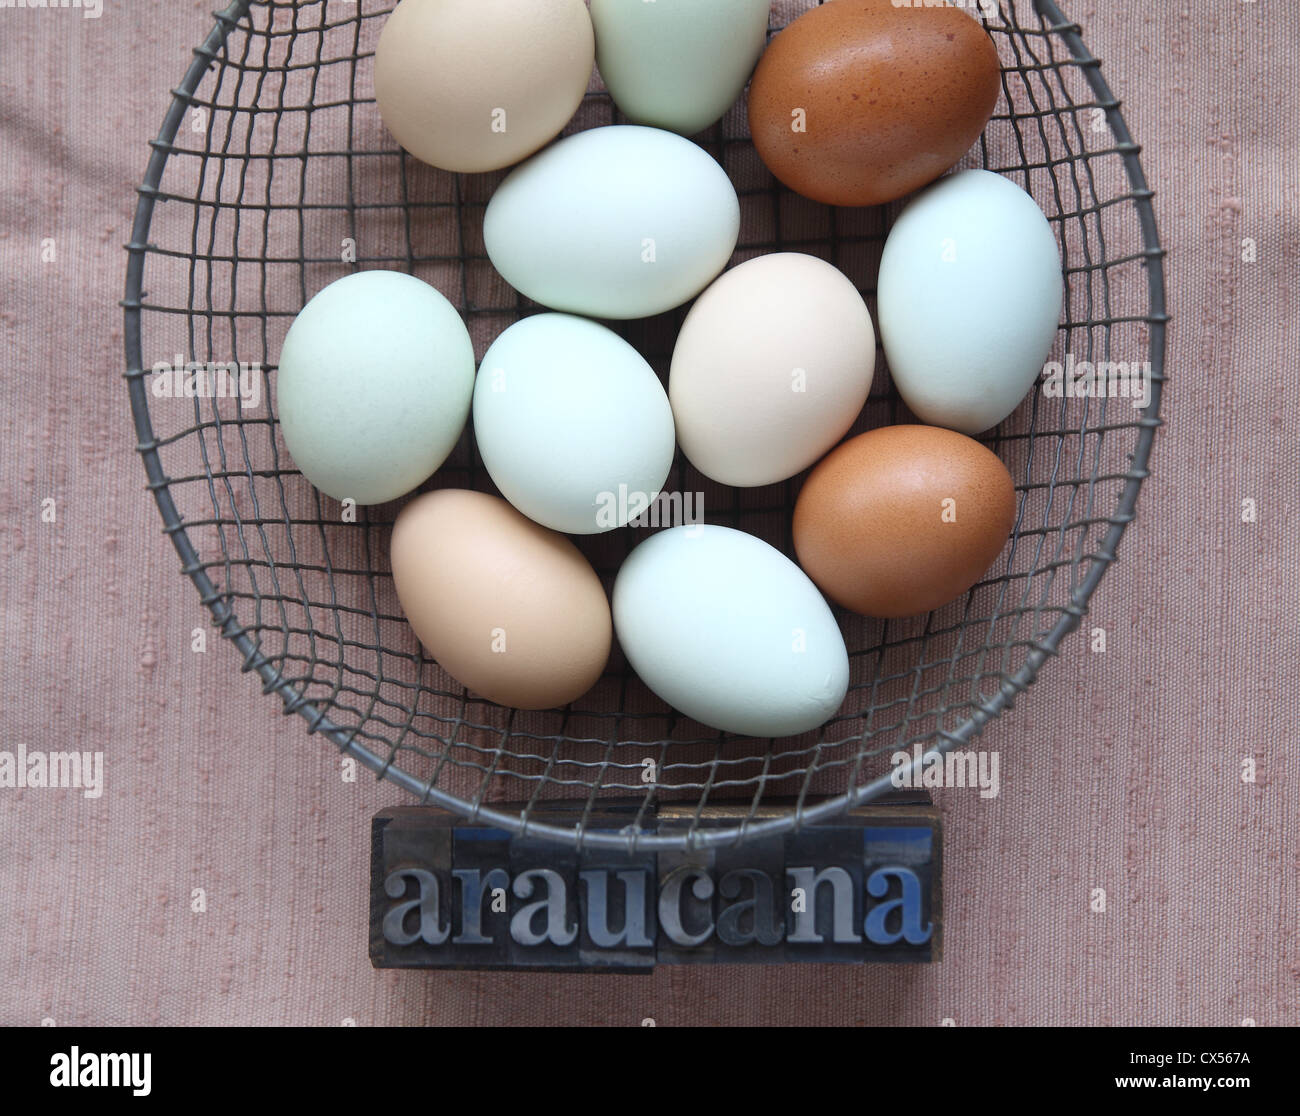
122 0 1168 852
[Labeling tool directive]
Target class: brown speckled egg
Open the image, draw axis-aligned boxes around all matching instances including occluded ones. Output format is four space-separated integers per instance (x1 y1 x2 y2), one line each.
793 426 1016 618
747 0 1002 207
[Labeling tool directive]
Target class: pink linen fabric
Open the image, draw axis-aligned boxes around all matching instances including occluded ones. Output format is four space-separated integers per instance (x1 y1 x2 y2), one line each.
0 0 1296 1026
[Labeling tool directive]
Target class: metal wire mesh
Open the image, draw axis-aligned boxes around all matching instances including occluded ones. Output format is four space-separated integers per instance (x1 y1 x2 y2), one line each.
123 0 1166 850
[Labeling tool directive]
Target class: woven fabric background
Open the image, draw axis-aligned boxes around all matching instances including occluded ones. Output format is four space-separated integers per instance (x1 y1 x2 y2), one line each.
1 0 1296 1026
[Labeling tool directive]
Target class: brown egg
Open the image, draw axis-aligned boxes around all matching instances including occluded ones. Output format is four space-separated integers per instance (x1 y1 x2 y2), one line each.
390 490 611 709
793 426 1016 618
747 0 1001 207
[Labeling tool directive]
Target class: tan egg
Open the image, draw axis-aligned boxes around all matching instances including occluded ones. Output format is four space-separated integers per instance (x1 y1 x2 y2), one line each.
793 426 1016 618
390 489 611 709
747 0 1001 207
374 0 595 173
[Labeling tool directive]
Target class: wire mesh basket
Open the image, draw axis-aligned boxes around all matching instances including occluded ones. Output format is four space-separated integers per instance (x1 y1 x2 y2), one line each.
123 0 1166 850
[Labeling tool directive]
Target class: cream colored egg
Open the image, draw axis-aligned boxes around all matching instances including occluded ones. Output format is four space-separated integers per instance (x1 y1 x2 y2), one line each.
374 0 595 173
669 253 876 487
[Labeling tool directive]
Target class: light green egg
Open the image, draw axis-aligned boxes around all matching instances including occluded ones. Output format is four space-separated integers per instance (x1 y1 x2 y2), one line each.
591 0 771 136
275 271 475 506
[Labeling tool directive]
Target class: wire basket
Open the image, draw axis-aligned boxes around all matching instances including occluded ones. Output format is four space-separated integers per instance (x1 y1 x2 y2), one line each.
123 0 1166 850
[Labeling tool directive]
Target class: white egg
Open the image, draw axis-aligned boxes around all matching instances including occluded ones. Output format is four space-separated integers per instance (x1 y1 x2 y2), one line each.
275 271 475 505
591 0 771 137
613 525 849 738
877 169 1064 435
483 125 740 320
670 253 876 487
473 314 676 534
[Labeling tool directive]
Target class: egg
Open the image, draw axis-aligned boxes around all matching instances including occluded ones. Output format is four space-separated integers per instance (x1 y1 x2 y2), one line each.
792 425 1017 619
484 125 740 319
473 314 676 534
878 169 1064 434
591 0 771 136
374 0 594 173
669 253 875 487
275 271 475 506
391 489 611 709
613 525 849 738
747 0 1001 207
